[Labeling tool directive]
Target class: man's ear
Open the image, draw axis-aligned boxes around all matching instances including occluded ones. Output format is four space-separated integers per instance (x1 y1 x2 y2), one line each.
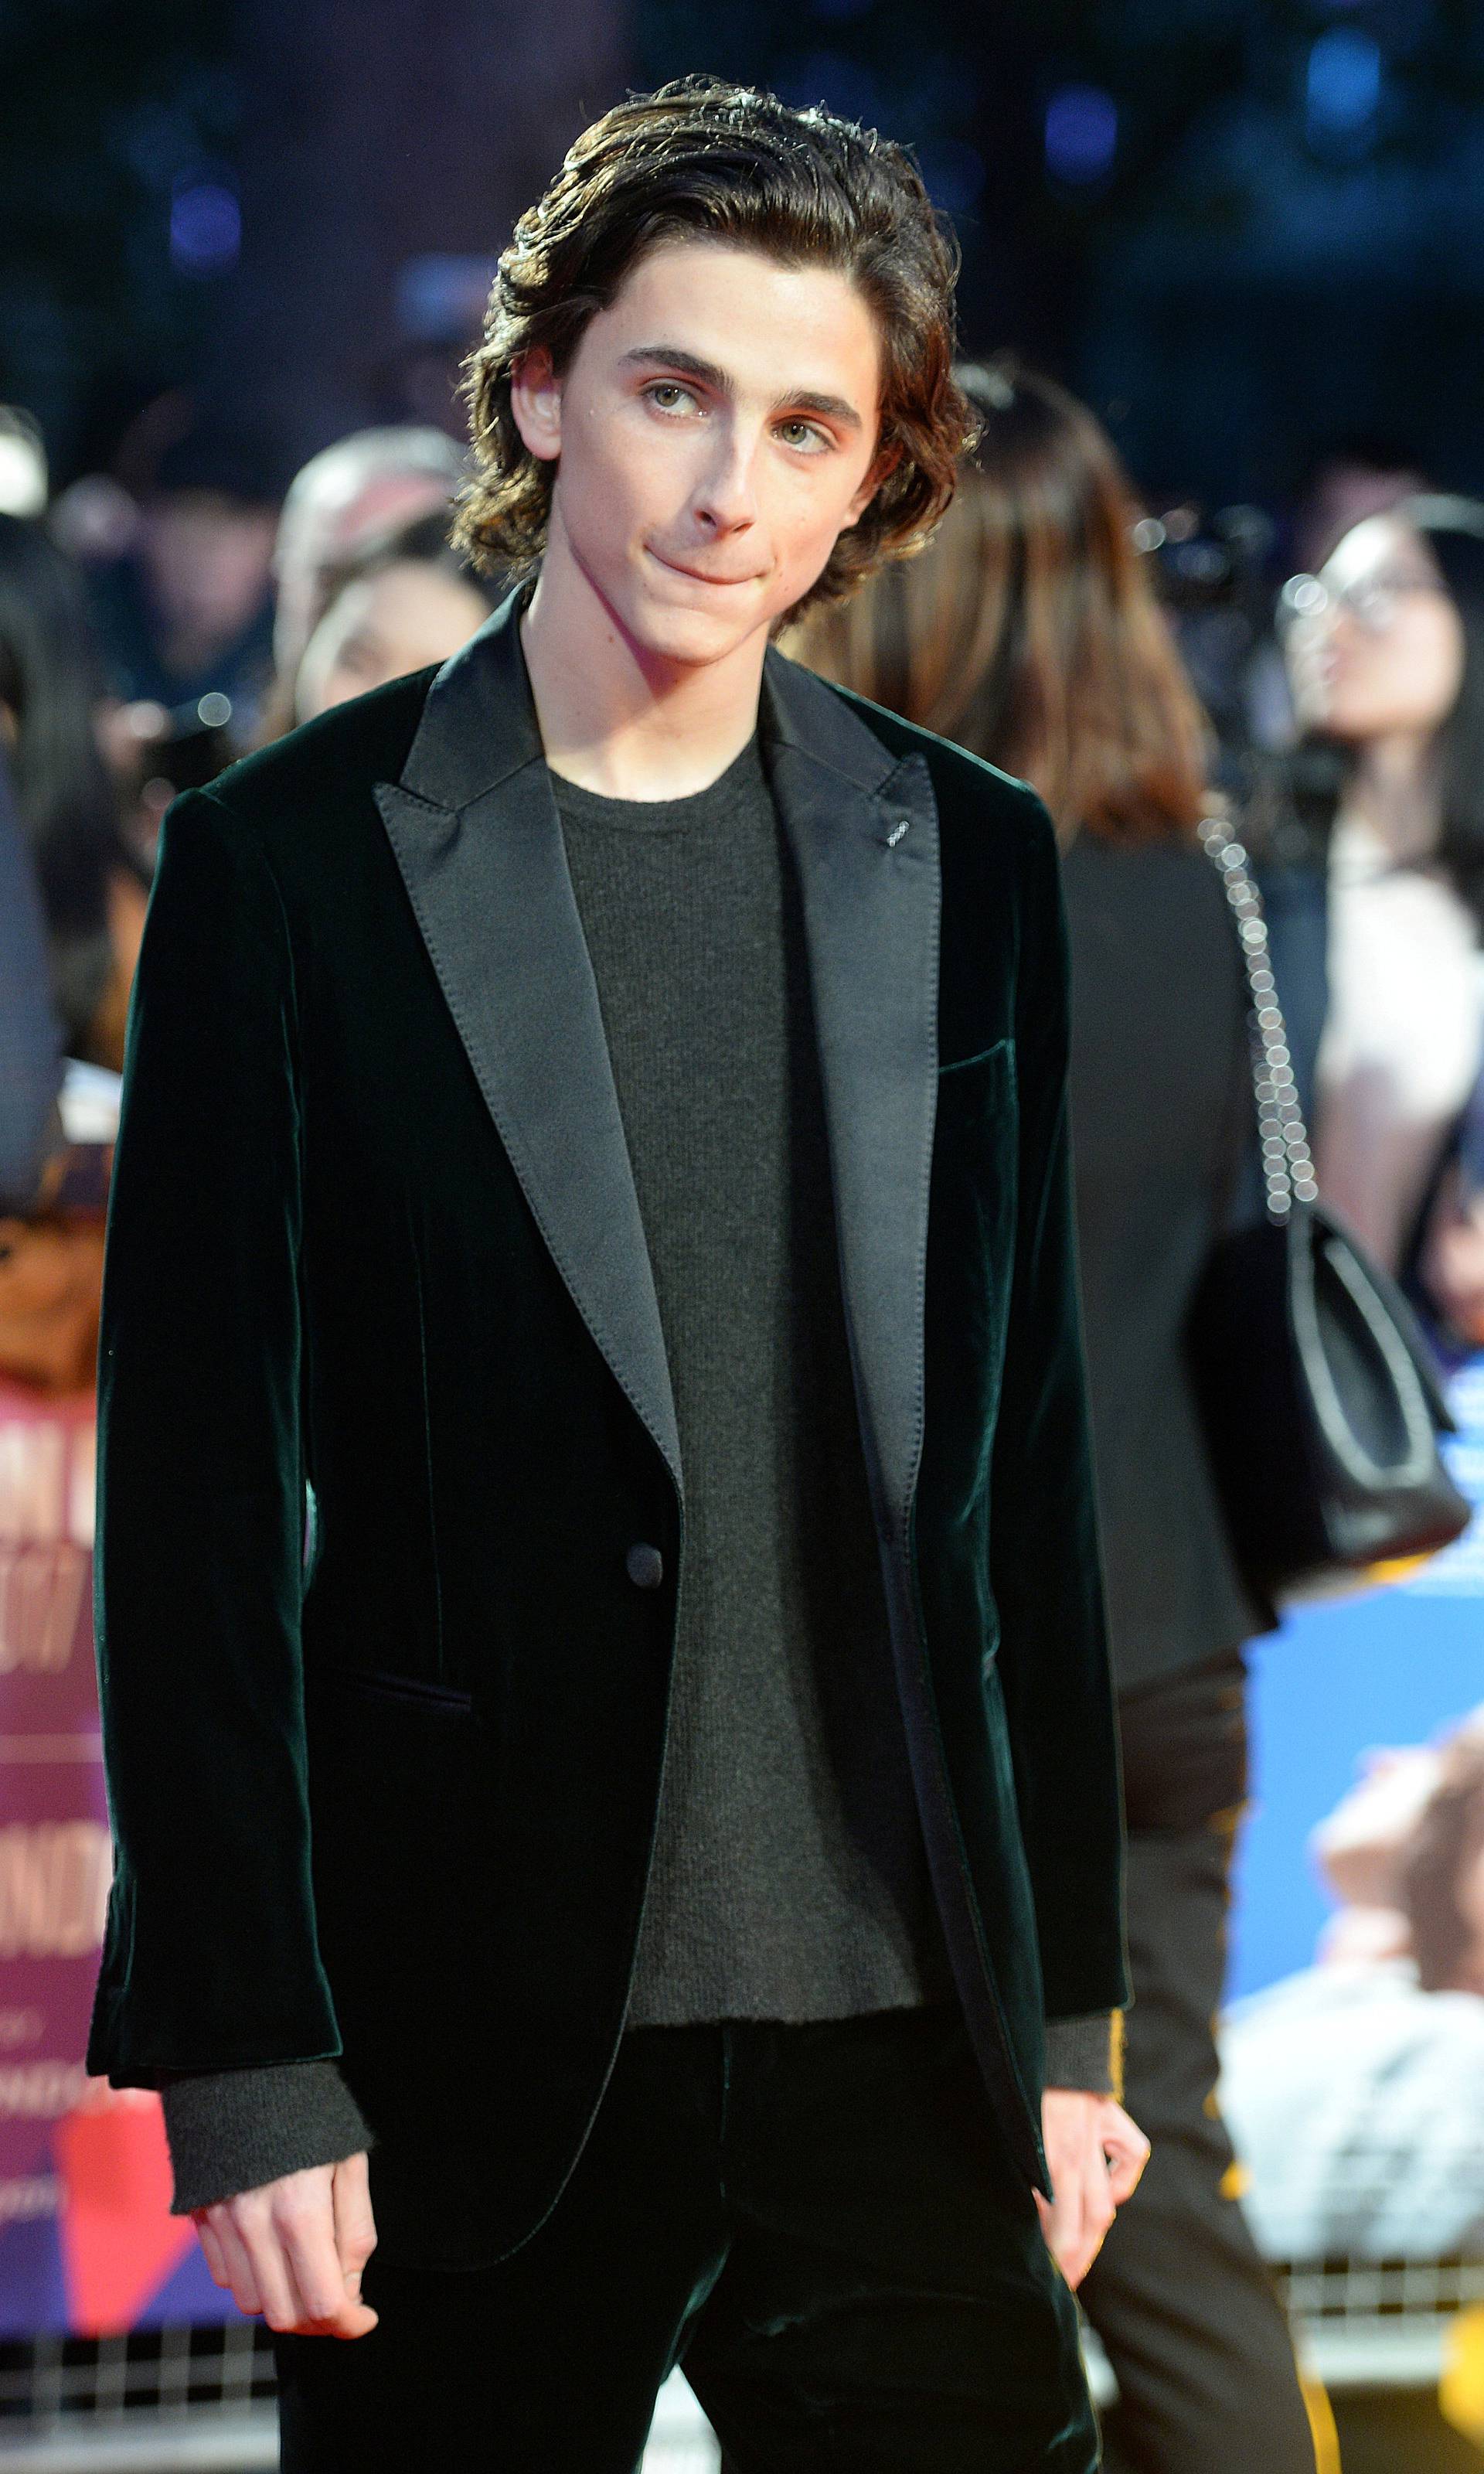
843 438 902 528
509 348 563 465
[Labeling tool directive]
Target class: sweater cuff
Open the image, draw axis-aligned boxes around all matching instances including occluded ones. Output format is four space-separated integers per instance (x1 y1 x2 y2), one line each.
162 2060 373 2215
1043 2011 1122 2097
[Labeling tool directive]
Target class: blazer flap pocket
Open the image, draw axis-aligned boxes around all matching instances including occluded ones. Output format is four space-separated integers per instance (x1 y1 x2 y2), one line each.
935 1037 1016 1134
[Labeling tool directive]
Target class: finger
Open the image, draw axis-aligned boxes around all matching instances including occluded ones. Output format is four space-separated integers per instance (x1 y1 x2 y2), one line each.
323 2295 380 2339
1105 2155 1141 2207
1040 2164 1088 2288
332 2152 378 2295
1034 2184 1075 2281
1058 2180 1097 2288
1101 2116 1149 2169
231 2197 304 2335
210 2213 264 2318
1055 2135 1117 2292
192 2213 231 2290
1104 2130 1149 2207
325 2296 380 2340
1101 2108 1152 2207
274 2186 348 2325
1077 2145 1117 2283
277 2187 379 2337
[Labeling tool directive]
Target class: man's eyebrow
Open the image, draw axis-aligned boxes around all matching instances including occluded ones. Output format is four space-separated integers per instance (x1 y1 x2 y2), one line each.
784 388 864 433
620 344 733 391
619 343 864 432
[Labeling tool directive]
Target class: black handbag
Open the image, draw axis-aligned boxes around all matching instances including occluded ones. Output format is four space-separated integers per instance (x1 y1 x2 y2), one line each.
1186 813 1471 1603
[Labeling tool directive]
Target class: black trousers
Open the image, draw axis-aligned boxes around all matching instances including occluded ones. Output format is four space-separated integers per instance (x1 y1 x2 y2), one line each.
1079 1652 1317 2474
276 2005 1097 2472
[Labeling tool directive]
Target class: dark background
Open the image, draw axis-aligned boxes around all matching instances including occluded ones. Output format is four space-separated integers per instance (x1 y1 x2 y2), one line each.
2 0 1482 529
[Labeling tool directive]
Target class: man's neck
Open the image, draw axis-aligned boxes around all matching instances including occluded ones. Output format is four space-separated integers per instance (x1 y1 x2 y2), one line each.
519 523 767 803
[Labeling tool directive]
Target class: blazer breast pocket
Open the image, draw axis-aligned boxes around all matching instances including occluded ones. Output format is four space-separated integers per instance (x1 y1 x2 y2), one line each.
935 1037 1018 1163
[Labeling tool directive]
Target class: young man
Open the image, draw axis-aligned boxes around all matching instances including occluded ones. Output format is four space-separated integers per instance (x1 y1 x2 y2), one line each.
90 80 1145 2471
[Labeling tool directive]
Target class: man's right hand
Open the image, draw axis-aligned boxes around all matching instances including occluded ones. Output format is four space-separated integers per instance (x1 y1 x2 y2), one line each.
193 2152 379 2339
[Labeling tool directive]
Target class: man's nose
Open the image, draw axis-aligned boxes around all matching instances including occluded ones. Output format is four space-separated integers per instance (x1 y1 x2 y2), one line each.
693 430 760 533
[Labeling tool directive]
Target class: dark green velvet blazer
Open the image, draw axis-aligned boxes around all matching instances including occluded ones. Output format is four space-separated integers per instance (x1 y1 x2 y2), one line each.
87 595 1127 2267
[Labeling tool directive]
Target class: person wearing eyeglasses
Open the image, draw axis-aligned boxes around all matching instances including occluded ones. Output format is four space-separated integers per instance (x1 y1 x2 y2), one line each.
790 358 1319 2474
1281 496 1484 1291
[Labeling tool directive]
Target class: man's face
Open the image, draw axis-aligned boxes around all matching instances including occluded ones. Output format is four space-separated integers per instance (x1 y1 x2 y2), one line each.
511 240 887 668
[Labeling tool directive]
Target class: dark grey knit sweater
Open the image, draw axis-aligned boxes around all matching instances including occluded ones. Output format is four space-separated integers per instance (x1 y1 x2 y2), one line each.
555 737 940 2024
161 738 1113 2213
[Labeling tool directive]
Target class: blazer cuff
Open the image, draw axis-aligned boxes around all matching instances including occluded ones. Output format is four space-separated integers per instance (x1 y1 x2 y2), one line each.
162 2060 373 2214
1043 2010 1122 2098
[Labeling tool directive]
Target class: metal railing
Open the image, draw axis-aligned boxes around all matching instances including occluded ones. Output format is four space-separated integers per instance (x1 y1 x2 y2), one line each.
7 2265 1482 2465
0 2330 719 2470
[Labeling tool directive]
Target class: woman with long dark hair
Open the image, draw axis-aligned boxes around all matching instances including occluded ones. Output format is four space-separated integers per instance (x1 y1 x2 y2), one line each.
0 513 149 1070
1281 497 1484 1317
792 361 1319 2474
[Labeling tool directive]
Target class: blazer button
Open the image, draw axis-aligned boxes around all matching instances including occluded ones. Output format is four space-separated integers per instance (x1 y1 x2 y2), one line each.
625 1542 664 1590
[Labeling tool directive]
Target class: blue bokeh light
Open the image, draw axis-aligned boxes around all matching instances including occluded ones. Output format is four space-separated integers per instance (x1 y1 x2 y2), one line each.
1044 84 1118 187
1305 27 1383 139
169 180 241 277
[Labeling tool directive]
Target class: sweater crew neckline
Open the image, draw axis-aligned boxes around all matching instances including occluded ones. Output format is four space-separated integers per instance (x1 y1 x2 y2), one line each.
546 736 764 833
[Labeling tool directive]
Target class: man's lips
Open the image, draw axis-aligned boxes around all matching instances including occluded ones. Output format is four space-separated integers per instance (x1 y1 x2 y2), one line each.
648 548 762 588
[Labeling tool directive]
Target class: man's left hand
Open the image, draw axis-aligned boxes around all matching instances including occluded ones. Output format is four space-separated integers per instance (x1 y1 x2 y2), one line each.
1036 2090 1149 2288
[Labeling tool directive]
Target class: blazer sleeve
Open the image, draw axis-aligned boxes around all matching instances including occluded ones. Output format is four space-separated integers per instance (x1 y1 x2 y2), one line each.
989 796 1129 2024
87 787 342 2082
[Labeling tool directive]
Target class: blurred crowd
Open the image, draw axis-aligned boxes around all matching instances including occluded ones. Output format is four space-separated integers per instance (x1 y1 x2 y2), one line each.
1224 1702 1484 2264
5 377 1484 1348
4 345 1484 2473
0 402 502 1210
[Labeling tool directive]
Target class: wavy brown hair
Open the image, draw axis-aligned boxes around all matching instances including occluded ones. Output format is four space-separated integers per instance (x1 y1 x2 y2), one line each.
791 358 1210 840
453 77 975 618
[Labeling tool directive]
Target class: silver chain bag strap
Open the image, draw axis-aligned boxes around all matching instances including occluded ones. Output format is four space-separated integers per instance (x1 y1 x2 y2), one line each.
1196 812 1319 1225
1186 811 1468 1602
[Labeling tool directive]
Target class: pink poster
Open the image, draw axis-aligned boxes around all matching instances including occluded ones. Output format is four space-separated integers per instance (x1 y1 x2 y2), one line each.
0 1378 222 2333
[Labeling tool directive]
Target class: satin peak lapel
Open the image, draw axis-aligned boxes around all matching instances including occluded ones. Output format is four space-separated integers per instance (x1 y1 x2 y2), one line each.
373 603 682 1495
763 659 1046 2145
762 651 941 1550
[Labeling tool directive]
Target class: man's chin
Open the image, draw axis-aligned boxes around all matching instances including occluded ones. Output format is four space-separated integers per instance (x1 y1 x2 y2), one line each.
622 592 774 671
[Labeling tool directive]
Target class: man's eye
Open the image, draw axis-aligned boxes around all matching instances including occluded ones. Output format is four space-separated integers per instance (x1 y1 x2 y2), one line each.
778 420 828 452
647 383 696 414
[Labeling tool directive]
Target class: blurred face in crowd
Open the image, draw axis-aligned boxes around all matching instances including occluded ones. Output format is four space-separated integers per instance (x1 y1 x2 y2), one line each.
1454 1838 1484 1994
510 240 887 672
1287 513 1465 745
1312 1744 1442 1910
140 488 277 660
276 465 461 677
294 558 489 722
